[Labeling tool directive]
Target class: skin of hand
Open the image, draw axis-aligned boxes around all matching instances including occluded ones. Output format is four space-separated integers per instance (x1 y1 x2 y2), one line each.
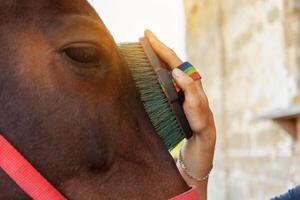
144 30 216 200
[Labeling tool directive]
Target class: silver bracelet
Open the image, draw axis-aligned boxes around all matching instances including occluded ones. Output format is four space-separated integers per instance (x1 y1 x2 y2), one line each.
177 149 213 182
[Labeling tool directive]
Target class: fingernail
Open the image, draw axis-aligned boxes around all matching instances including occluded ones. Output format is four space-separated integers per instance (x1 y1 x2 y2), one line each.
144 29 150 35
172 68 184 78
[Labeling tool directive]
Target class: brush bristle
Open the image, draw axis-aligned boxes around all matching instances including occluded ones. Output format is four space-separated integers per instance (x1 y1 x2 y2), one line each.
119 43 184 150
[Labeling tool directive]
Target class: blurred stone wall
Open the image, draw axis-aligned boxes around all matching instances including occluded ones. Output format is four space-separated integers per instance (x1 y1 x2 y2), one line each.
183 0 300 199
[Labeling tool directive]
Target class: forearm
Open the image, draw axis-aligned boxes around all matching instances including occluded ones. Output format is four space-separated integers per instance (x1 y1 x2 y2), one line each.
177 125 216 200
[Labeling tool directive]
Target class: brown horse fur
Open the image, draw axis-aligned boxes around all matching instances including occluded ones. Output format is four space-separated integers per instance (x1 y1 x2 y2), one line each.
0 0 189 199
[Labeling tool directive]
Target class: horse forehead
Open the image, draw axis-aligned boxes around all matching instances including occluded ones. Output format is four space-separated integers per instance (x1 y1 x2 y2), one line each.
0 0 99 22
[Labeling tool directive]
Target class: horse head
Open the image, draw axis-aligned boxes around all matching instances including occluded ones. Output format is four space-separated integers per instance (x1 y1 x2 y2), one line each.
0 0 189 199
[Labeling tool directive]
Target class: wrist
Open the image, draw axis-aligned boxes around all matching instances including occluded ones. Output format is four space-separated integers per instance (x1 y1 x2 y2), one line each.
181 123 216 171
181 138 215 174
177 149 213 182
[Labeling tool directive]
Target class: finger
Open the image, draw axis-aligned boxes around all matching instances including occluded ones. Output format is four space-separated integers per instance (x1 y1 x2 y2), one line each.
144 30 182 68
172 68 196 92
173 68 204 90
172 68 206 96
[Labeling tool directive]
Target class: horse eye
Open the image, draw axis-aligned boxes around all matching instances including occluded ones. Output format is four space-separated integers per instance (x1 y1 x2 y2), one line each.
64 46 103 67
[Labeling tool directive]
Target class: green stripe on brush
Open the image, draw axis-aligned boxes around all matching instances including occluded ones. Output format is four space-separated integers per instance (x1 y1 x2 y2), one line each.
119 43 184 150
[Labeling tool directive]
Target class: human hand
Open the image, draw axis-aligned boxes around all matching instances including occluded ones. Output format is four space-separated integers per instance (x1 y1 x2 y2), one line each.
144 30 216 199
144 30 216 149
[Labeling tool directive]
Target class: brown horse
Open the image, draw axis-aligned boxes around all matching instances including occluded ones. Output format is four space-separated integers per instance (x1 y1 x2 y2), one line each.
0 0 189 199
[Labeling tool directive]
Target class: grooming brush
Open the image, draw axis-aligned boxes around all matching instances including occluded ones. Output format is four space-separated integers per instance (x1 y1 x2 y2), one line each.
119 38 200 150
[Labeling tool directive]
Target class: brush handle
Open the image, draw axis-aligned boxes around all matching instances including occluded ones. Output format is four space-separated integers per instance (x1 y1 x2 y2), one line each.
139 37 193 139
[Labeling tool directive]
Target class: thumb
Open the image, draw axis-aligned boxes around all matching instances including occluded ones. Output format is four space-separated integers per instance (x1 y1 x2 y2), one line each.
172 68 195 92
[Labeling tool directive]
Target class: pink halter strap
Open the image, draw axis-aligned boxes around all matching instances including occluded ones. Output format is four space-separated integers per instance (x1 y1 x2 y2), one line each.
0 135 66 200
169 186 199 200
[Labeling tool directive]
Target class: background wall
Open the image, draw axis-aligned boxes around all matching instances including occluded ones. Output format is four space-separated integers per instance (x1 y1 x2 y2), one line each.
88 0 187 59
184 0 300 199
